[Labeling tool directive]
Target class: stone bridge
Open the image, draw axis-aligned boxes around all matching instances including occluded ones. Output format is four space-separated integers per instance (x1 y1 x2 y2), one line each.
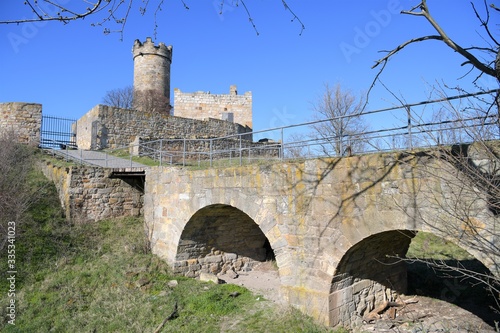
143 146 499 328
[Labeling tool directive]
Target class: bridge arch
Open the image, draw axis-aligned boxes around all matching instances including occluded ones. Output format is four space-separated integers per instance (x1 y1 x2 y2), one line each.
172 204 276 278
328 230 415 327
328 229 497 328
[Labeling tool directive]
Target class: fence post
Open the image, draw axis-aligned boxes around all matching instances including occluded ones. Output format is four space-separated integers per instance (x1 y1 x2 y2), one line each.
407 106 413 150
159 139 163 167
210 139 213 168
183 138 186 167
280 127 284 160
239 134 243 166
339 129 343 157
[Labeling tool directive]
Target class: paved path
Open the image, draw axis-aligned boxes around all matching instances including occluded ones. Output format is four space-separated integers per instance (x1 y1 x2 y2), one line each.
50 149 147 169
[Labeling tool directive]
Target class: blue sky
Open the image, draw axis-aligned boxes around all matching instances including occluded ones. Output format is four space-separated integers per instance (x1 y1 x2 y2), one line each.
1 1 497 134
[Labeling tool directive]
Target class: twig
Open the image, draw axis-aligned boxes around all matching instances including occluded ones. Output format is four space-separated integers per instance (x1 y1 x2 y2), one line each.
153 301 178 333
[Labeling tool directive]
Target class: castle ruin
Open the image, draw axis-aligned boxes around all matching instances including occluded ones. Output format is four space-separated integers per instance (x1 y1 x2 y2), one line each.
75 37 254 150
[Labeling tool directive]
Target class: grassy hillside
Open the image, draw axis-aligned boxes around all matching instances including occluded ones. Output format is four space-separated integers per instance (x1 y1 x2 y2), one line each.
0 165 333 332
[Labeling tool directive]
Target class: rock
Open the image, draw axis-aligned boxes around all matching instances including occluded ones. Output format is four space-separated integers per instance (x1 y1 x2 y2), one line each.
226 268 239 279
199 272 220 284
168 280 178 288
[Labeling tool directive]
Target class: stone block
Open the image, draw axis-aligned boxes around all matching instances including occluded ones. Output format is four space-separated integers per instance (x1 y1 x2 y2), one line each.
199 272 220 284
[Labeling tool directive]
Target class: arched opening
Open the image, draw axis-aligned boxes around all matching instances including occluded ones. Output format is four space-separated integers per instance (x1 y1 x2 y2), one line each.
173 204 275 278
406 231 498 327
329 230 415 328
329 230 498 329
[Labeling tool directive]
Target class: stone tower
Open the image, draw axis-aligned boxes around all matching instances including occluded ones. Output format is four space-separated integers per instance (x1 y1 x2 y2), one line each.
132 37 173 110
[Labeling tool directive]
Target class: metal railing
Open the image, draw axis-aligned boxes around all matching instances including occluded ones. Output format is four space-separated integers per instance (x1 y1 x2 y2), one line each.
42 89 500 169
135 90 499 167
40 115 77 149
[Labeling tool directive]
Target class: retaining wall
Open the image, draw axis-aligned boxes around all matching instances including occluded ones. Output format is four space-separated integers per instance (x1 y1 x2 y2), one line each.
39 160 143 222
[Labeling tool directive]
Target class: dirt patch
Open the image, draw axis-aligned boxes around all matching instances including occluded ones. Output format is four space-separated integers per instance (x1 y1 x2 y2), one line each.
218 262 499 332
357 296 498 333
218 261 283 304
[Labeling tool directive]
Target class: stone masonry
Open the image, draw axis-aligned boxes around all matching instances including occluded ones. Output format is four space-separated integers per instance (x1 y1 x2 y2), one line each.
174 85 253 129
39 160 143 223
0 102 41 146
144 149 499 328
75 104 252 150
133 37 173 106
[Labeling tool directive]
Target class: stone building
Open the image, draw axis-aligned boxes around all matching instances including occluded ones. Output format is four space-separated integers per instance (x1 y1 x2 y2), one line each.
174 85 253 129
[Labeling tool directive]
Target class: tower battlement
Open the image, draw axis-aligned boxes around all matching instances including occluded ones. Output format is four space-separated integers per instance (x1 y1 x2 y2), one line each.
132 37 173 111
132 37 172 61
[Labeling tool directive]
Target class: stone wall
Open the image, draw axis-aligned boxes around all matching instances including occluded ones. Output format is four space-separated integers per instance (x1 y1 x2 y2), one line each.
173 85 253 129
75 104 252 150
0 102 42 146
172 204 271 278
39 160 143 223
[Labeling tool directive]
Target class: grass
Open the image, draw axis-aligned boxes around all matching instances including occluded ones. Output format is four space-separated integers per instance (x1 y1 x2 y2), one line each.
405 231 498 326
407 232 474 260
103 148 161 166
0 164 334 332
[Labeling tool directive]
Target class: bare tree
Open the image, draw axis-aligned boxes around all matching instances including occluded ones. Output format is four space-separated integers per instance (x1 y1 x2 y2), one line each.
310 83 369 156
102 86 134 109
284 132 309 159
0 132 38 251
0 0 305 39
133 89 171 115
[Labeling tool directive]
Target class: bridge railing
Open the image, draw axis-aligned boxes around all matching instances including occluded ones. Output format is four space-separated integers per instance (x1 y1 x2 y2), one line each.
45 89 499 168
136 89 499 167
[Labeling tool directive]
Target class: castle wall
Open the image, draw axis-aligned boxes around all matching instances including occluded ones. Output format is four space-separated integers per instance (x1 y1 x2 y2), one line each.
0 102 42 146
76 105 252 150
174 86 253 129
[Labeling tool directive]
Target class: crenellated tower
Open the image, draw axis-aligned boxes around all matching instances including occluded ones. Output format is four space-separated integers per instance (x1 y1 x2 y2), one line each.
132 37 173 111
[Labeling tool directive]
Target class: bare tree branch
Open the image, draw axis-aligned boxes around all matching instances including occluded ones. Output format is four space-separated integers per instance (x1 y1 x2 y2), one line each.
471 0 500 47
1 0 106 24
281 0 305 36
1 1 305 39
373 0 499 81
372 35 444 70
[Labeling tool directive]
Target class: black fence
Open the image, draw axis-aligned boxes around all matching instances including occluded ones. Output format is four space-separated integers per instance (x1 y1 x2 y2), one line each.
40 115 77 149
